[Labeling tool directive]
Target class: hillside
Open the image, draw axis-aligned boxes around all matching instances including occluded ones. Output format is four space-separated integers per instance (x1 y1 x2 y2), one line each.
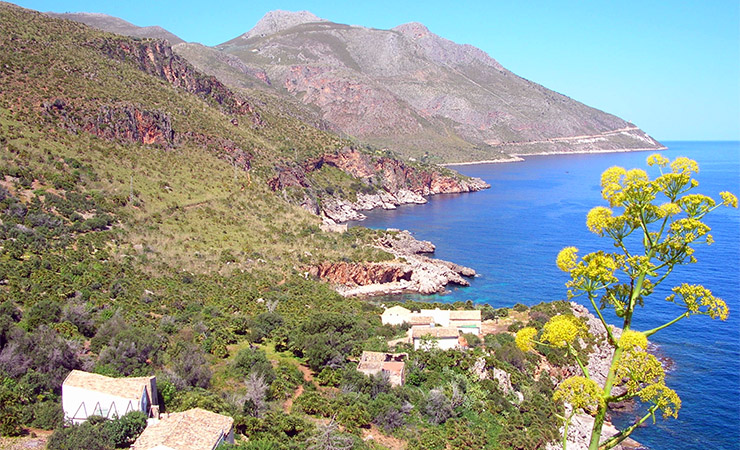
50 9 663 164
0 4 652 450
47 11 186 44
211 12 663 163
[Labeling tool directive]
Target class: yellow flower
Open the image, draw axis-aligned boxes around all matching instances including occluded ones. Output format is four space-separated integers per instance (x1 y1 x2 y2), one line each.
646 154 669 167
667 284 729 320
541 315 586 348
677 194 715 217
657 202 681 217
586 206 614 235
553 376 604 415
600 166 626 204
515 327 538 352
720 191 738 208
670 156 699 175
616 350 665 395
618 330 648 350
570 252 619 287
556 247 579 272
638 383 681 419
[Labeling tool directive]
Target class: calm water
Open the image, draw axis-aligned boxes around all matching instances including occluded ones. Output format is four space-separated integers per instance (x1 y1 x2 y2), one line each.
351 142 740 450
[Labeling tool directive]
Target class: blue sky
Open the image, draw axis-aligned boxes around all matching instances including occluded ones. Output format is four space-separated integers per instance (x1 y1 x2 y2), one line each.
13 0 740 141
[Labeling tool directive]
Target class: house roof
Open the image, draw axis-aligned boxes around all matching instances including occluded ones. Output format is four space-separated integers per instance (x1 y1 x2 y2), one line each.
382 305 411 315
63 370 154 401
382 361 405 376
132 408 233 450
411 326 460 339
449 310 482 321
409 315 434 325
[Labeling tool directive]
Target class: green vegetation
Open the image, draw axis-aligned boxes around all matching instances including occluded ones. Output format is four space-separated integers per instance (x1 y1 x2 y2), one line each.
517 155 736 450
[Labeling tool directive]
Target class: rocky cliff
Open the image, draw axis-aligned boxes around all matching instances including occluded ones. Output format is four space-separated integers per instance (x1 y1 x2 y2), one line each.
269 147 489 223
309 230 476 296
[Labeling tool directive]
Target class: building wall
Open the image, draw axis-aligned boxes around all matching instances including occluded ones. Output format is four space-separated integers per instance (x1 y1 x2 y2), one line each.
62 385 145 424
413 336 458 351
420 309 450 327
381 309 410 325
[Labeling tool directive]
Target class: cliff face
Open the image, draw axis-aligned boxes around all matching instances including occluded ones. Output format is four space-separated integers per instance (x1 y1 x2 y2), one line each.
94 37 261 122
310 230 476 296
269 147 489 223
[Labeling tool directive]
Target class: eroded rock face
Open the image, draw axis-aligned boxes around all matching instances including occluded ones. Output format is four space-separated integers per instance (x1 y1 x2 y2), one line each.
95 37 261 122
311 229 476 297
269 147 489 222
44 99 174 147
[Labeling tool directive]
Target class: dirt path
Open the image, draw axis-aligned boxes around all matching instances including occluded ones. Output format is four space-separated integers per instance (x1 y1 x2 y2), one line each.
283 364 314 413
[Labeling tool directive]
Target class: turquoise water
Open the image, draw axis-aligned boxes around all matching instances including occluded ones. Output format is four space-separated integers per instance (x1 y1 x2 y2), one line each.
351 142 740 450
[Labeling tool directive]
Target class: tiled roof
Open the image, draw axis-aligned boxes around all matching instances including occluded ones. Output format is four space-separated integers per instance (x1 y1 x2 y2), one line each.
409 315 434 324
449 310 481 320
382 361 404 376
63 370 154 401
132 408 233 450
411 326 460 339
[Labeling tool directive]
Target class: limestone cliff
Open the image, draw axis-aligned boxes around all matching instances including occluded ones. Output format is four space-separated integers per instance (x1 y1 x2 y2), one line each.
269 147 490 223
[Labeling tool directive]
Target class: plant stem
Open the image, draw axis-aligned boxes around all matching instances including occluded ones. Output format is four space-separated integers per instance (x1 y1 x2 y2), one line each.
643 311 689 337
599 405 659 449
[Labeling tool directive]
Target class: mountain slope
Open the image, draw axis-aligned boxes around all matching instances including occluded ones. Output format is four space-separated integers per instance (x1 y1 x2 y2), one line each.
46 11 186 44
214 12 662 163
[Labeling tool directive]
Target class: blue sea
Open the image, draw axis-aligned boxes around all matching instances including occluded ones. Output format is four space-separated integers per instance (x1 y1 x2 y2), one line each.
351 141 740 450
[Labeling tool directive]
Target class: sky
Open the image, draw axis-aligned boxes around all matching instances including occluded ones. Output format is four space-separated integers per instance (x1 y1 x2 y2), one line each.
12 0 740 141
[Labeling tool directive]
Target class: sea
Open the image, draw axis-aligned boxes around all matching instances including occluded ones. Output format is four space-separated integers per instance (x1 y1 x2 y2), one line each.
349 141 740 450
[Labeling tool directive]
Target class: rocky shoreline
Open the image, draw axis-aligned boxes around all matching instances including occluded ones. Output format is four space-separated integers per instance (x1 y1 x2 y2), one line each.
310 229 476 297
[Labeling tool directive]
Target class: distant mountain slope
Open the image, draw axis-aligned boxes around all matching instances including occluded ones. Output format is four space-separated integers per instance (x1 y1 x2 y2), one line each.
46 11 186 44
214 12 662 162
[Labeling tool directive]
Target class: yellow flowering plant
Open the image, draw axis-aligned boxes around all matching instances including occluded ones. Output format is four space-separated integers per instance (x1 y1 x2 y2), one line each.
524 155 735 450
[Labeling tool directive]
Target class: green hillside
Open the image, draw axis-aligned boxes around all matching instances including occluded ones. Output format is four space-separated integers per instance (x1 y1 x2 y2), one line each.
0 4 568 449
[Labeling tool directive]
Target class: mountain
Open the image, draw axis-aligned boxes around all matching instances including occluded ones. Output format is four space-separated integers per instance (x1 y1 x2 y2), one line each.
211 11 663 163
46 11 186 44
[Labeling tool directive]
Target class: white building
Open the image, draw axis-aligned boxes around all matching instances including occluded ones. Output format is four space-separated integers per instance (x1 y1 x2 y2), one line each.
62 370 159 424
380 305 412 325
131 408 234 450
382 306 482 336
410 327 461 350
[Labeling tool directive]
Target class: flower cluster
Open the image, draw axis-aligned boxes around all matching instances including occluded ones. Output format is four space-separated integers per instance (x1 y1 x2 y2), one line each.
618 330 648 351
556 247 578 272
638 383 681 419
616 349 665 395
646 153 669 168
586 207 614 235
667 283 729 320
554 376 604 415
568 252 619 291
720 191 738 208
515 327 537 352
541 315 586 348
677 194 715 218
670 156 699 175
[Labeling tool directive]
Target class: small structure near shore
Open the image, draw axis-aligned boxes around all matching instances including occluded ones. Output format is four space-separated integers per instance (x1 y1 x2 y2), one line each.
62 370 159 424
410 326 462 350
356 351 407 386
381 306 481 335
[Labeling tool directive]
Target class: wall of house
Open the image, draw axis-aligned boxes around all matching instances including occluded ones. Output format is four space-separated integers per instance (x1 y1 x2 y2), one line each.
381 310 409 325
62 385 144 424
413 336 458 351
420 309 450 327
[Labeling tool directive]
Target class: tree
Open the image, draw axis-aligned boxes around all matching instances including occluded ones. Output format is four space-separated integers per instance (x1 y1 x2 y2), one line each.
516 154 736 450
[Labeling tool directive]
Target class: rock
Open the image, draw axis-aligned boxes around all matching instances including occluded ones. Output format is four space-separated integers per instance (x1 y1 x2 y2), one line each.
267 147 490 222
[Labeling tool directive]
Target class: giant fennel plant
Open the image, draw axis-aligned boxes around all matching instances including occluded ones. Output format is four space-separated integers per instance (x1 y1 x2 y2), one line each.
515 154 736 450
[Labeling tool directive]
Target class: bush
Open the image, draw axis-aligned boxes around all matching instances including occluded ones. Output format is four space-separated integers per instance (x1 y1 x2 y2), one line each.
232 347 275 384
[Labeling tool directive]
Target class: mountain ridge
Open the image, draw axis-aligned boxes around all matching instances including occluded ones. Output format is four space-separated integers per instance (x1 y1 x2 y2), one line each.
50 8 663 163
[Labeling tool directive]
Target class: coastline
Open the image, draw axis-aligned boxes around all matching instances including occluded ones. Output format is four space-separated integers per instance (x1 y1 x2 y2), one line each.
443 146 668 167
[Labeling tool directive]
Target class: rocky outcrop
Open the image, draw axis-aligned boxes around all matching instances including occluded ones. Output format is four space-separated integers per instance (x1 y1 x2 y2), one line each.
311 229 476 297
93 36 261 122
269 147 489 222
44 99 174 147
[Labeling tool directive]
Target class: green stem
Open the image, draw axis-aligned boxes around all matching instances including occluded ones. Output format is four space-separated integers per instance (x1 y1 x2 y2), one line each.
569 344 590 378
643 311 689 337
588 345 623 450
600 405 659 449
562 411 573 450
587 292 617 345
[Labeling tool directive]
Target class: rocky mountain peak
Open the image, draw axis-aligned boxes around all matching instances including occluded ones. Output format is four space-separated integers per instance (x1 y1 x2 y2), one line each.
392 22 431 39
239 10 327 40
